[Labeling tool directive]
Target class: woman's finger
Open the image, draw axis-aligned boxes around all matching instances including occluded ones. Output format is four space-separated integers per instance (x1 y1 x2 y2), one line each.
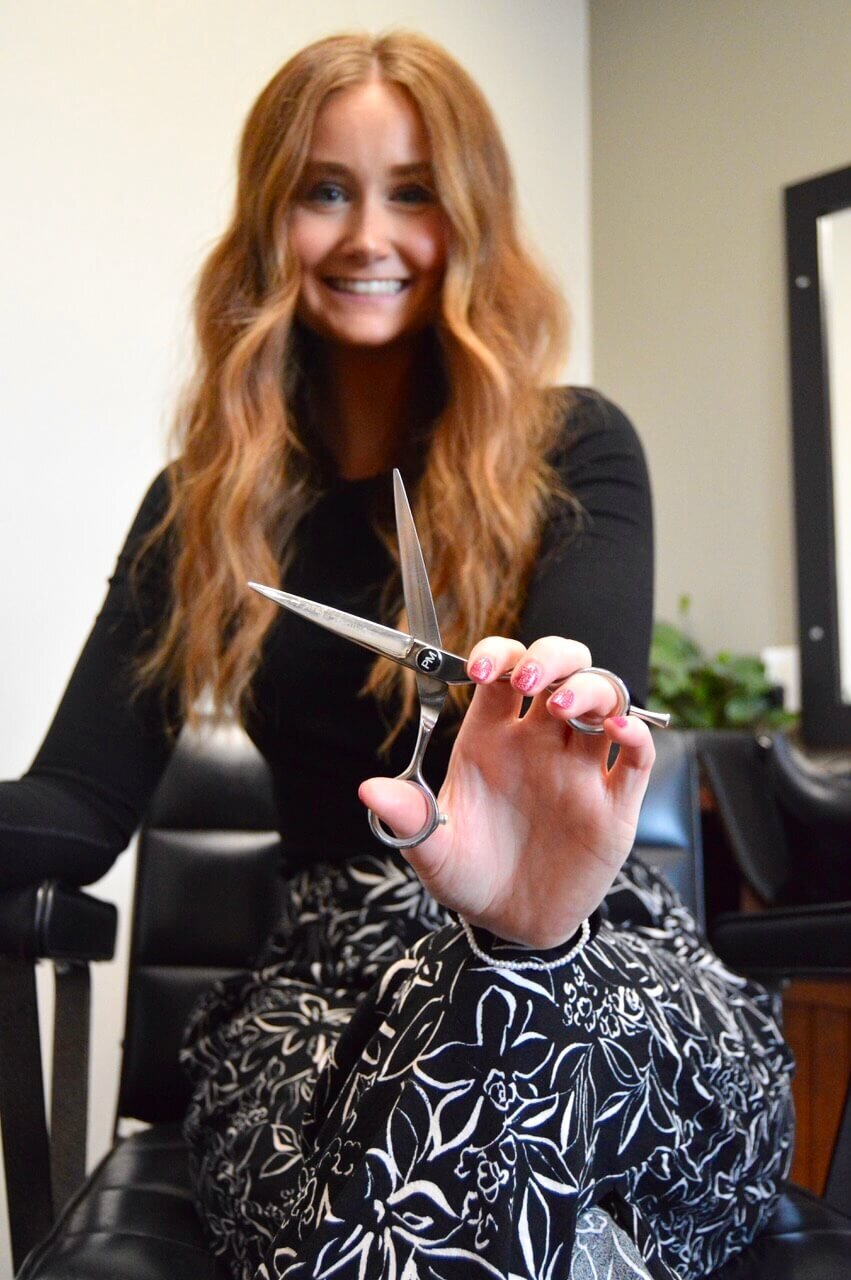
358 776 430 839
542 669 623 732
526 670 622 763
506 635 593 700
509 636 597 738
357 778 449 888
464 636 528 727
602 715 656 812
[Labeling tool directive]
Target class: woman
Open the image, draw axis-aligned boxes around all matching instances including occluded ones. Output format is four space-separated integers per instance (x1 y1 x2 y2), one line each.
0 31 792 1280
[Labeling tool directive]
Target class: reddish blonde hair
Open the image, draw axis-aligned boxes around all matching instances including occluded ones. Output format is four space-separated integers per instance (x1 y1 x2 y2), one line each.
136 31 571 735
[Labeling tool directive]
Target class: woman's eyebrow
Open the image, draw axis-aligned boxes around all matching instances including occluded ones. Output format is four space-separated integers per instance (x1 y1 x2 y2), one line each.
389 163 434 177
303 161 350 175
303 160 434 178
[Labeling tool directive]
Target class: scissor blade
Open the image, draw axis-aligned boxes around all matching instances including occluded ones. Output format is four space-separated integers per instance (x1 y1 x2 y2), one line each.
248 582 414 664
393 470 442 650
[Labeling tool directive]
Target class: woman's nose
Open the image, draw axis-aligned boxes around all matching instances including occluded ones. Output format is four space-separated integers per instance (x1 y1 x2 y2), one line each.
342 196 391 260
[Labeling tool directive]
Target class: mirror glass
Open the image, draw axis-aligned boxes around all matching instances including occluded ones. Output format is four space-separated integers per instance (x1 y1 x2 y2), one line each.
818 206 851 704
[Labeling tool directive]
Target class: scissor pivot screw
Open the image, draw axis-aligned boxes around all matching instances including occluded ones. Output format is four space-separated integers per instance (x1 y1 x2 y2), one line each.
416 647 443 674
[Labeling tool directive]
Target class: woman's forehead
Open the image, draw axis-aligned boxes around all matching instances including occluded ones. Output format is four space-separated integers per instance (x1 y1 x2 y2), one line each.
309 80 432 166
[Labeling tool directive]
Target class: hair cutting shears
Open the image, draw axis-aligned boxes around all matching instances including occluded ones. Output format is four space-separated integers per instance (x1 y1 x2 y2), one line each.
249 470 669 849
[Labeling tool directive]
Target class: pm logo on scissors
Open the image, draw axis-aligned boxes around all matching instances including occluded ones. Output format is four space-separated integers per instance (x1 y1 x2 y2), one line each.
416 647 443 674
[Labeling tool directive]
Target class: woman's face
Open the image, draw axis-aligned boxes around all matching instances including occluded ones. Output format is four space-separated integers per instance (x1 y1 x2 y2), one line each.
290 79 449 349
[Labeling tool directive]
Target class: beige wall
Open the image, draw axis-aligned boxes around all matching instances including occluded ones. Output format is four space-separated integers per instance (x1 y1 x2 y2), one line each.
590 0 851 655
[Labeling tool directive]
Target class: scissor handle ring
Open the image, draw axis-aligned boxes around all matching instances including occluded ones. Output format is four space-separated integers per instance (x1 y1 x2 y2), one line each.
367 777 443 850
565 666 671 733
566 667 631 735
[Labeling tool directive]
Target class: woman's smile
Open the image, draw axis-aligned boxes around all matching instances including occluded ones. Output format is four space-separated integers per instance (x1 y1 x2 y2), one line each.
323 277 411 297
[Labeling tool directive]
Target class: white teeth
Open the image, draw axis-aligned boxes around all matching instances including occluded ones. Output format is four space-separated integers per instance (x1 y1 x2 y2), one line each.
327 278 406 295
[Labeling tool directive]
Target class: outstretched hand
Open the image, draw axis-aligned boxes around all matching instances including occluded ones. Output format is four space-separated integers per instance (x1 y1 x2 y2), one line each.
359 636 655 949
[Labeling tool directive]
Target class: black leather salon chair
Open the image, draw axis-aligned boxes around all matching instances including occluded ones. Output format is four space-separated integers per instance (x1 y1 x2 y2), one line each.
1 727 849 1278
699 730 851 1235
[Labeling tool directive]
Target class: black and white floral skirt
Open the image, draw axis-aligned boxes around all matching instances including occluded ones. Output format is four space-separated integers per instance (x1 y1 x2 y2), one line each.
180 853 794 1280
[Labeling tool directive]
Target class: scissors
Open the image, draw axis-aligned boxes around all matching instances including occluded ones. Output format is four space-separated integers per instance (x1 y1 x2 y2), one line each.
249 470 669 850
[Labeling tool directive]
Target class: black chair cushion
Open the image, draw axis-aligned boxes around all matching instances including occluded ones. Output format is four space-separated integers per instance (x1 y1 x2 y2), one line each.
18 1127 229 1280
708 1184 851 1278
19 1125 851 1280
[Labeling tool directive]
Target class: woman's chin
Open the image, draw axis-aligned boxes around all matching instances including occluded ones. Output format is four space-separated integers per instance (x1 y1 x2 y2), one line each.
297 296 437 351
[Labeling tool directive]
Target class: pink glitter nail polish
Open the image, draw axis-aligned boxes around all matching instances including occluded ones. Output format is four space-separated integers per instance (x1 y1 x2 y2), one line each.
513 662 540 693
549 688 575 709
469 657 493 681
612 715 629 728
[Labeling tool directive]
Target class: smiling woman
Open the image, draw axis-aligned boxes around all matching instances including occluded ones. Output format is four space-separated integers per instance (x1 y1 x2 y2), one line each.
0 26 793 1280
134 30 573 732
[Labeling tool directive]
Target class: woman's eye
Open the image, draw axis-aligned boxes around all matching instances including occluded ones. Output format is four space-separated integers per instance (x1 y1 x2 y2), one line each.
392 184 436 206
305 181 348 205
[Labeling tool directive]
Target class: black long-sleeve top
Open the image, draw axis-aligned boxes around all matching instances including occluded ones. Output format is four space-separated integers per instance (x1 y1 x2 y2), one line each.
0 389 653 889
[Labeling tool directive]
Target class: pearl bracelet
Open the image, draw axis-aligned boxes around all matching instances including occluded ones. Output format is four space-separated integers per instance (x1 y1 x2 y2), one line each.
460 916 592 972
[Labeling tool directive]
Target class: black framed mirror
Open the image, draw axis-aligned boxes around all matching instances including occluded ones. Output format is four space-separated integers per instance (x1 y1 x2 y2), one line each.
785 162 851 749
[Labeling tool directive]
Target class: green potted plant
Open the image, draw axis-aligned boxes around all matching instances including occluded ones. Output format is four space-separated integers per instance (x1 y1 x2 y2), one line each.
648 597 797 731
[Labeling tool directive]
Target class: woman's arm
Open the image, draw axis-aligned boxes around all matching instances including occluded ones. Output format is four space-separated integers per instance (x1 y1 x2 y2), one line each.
0 472 179 889
359 391 657 948
521 389 654 704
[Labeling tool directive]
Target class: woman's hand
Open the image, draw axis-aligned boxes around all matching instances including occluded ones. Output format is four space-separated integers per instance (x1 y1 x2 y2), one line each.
358 636 655 949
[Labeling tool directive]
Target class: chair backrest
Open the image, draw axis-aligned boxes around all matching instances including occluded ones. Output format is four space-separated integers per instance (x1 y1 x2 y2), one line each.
633 729 705 926
116 725 704 1125
117 721 283 1125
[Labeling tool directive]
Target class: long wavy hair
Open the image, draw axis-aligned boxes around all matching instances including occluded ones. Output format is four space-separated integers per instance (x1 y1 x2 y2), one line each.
135 30 571 738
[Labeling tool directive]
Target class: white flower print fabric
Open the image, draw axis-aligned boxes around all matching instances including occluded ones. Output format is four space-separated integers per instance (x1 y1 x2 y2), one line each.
180 854 794 1280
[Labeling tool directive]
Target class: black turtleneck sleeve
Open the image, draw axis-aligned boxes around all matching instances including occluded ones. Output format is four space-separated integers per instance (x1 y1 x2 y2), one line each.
521 389 654 706
0 471 177 889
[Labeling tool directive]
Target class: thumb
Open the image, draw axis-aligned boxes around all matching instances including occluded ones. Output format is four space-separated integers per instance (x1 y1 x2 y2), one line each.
358 777 432 841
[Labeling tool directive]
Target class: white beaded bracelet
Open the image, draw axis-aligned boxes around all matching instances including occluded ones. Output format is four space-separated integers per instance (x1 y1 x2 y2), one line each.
460 916 592 972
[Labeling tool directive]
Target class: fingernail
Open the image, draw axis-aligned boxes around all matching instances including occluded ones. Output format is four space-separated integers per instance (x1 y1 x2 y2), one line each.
469 657 493 682
549 688 575 710
513 662 541 693
612 715 629 728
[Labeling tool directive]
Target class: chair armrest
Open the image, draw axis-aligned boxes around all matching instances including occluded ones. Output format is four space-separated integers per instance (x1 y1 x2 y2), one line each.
0 880 117 962
711 901 851 980
0 882 116 1266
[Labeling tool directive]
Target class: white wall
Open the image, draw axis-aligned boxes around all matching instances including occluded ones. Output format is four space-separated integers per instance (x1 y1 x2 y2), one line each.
0 3 590 1272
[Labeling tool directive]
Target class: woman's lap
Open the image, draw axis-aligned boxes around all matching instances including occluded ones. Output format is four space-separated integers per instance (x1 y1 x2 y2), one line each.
180 855 794 1280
